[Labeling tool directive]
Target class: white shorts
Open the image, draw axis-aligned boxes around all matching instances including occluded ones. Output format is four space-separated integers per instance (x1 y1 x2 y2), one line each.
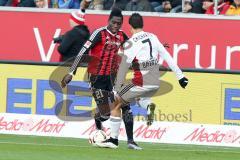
117 83 159 105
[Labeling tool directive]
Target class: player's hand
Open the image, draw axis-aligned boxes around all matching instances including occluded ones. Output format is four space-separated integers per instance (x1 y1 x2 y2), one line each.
53 35 63 43
61 74 73 88
179 77 188 89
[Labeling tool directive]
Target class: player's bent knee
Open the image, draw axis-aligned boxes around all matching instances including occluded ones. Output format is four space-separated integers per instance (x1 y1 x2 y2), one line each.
97 103 110 114
114 95 123 106
94 112 110 122
112 103 122 112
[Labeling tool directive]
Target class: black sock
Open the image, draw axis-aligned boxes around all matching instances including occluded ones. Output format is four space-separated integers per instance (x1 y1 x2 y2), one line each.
94 113 109 130
94 117 102 130
122 105 134 142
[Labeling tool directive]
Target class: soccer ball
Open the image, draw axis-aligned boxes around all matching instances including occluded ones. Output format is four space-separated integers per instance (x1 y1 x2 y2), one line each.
89 130 107 144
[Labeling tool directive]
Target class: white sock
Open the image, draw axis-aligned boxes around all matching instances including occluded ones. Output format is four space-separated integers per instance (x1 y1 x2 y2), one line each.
137 97 152 109
109 116 122 139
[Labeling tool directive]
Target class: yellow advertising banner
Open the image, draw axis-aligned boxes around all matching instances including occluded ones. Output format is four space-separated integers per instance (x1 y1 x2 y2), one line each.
0 63 239 125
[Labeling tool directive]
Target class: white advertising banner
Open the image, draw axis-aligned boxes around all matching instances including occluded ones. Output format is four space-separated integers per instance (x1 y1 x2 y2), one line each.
0 113 240 147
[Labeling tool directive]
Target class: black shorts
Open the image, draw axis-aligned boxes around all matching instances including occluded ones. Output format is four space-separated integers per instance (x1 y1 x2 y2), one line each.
90 75 115 91
90 75 116 106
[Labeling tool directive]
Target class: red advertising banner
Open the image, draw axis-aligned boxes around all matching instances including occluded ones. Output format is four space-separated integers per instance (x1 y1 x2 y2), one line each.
0 9 239 70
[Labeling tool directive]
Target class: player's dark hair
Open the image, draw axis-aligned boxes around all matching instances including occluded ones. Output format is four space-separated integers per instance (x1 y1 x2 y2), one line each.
109 7 123 21
129 13 143 29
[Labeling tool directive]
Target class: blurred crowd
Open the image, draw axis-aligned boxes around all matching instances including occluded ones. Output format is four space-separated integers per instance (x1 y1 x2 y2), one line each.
0 0 239 15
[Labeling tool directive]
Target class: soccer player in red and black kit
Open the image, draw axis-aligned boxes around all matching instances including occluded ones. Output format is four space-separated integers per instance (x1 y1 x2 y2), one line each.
61 8 142 150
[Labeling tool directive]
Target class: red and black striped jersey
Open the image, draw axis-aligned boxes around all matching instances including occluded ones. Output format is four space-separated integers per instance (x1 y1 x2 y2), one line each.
69 26 128 76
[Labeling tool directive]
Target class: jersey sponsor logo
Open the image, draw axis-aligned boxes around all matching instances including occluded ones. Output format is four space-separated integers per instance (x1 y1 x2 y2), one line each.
105 41 121 47
142 59 158 68
115 35 120 39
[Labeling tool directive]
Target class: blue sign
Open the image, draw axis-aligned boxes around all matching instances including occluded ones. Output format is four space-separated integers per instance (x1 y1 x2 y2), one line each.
224 88 240 120
6 78 144 117
6 78 92 117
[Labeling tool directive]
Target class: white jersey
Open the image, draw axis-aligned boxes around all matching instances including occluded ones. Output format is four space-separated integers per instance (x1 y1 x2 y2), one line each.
115 31 184 89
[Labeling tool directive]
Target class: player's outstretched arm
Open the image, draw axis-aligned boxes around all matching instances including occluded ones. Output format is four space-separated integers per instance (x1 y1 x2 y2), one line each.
61 29 102 88
61 47 87 88
156 37 188 88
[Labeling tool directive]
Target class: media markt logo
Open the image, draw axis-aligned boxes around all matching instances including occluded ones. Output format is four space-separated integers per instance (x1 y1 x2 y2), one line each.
221 84 240 126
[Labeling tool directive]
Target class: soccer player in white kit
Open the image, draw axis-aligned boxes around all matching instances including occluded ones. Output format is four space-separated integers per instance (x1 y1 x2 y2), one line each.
96 13 189 149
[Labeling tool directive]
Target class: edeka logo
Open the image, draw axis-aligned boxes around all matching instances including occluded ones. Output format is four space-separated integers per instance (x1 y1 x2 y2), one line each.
222 85 240 126
5 78 175 120
6 78 93 117
5 78 149 119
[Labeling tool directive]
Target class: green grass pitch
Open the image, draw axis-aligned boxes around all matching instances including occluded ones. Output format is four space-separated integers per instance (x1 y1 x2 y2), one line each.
0 134 239 160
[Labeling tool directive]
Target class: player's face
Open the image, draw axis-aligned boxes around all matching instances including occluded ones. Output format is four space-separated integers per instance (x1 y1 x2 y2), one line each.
108 16 123 34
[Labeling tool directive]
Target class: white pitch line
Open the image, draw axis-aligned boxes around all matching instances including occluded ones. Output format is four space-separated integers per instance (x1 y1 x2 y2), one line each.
0 141 90 148
0 141 240 154
148 143 239 150
146 148 240 154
